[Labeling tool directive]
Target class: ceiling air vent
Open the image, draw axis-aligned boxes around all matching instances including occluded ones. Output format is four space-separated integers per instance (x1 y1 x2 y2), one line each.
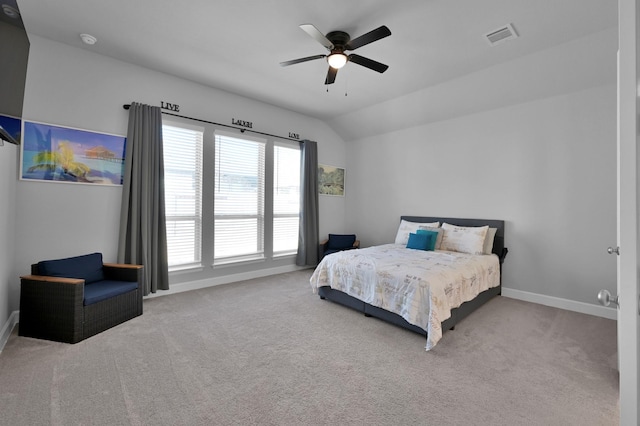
485 23 518 46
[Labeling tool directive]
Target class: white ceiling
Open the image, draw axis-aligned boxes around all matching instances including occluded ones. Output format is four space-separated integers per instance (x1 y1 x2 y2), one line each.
16 0 617 127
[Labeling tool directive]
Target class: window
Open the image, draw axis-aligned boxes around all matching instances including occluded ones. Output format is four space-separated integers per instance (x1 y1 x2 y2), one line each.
163 122 302 270
162 122 203 269
273 143 300 254
214 132 265 263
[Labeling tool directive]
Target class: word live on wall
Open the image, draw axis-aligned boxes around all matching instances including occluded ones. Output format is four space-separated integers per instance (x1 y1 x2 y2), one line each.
160 100 301 140
160 101 179 112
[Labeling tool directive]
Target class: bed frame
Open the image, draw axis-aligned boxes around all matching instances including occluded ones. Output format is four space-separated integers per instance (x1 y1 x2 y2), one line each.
318 216 508 338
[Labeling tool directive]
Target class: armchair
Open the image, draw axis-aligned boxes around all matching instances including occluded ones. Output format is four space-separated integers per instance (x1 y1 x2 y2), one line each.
319 234 360 260
19 252 144 343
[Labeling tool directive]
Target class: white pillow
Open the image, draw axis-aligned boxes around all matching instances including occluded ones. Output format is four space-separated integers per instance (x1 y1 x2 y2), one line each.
440 223 488 255
394 220 440 245
418 226 444 249
483 227 497 255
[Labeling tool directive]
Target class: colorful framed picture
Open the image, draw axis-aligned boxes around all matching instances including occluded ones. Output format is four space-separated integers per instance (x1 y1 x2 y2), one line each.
318 164 345 196
21 120 126 186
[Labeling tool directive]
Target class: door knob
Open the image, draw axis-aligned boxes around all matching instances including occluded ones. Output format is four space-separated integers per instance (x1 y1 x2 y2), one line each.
597 289 619 308
607 246 620 255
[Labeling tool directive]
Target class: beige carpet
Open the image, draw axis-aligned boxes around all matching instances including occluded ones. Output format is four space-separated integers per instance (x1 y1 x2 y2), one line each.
0 270 619 425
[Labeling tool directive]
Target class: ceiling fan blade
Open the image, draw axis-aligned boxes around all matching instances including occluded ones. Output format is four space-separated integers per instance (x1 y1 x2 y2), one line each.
348 54 389 73
345 25 391 50
300 24 334 50
280 54 326 67
325 67 338 85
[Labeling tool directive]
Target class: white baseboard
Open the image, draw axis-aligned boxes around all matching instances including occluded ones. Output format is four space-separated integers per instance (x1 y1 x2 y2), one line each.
501 287 617 320
0 311 19 353
145 264 309 299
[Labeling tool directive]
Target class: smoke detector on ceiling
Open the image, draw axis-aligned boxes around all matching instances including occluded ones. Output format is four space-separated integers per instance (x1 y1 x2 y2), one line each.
80 33 97 45
485 23 518 46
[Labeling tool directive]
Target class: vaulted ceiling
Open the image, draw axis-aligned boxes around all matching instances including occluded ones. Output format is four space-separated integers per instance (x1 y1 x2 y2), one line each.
15 0 617 140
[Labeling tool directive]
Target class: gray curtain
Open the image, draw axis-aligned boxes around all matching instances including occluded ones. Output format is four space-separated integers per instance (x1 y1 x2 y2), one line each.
118 102 169 295
296 140 319 266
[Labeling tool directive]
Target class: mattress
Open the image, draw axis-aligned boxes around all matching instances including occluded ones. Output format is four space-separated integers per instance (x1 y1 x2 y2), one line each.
309 243 500 350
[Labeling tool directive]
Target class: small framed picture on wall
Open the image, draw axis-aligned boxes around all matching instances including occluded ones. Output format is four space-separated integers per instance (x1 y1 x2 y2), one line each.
318 164 345 197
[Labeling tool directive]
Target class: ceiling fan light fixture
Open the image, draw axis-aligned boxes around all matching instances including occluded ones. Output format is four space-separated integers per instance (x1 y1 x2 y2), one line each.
327 53 347 69
282 24 391 85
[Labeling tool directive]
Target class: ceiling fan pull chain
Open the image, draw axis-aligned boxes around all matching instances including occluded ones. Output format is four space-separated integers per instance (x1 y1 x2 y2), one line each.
345 74 348 97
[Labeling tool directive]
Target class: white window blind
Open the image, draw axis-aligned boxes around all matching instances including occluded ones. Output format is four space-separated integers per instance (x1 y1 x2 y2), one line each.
214 132 265 263
162 122 203 269
273 143 301 254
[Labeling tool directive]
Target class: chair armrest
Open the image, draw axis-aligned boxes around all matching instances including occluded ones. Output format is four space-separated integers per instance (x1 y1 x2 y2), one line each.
103 263 144 269
20 275 85 343
20 275 84 309
20 275 84 285
103 263 144 282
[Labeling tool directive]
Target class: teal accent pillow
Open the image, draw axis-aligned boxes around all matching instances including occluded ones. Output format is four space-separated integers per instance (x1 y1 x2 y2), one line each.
406 232 432 250
416 229 438 251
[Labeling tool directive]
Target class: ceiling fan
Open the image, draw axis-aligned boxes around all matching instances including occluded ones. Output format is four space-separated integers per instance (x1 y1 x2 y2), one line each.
280 24 391 85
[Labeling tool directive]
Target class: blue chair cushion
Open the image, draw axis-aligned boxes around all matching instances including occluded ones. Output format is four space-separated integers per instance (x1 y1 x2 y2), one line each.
83 280 138 306
327 234 356 250
406 232 432 251
38 252 105 284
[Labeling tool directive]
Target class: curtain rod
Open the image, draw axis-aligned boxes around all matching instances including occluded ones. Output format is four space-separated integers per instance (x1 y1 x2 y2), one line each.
122 104 301 142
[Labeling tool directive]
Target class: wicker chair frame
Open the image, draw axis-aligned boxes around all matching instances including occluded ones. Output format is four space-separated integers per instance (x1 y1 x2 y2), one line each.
19 263 144 343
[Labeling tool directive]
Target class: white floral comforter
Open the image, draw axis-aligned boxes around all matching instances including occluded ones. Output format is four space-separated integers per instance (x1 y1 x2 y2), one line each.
309 244 500 350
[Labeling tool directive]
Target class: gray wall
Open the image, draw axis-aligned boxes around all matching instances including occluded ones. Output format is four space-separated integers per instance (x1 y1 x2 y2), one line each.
0 34 347 325
341 29 617 309
0 25 618 333
345 84 616 306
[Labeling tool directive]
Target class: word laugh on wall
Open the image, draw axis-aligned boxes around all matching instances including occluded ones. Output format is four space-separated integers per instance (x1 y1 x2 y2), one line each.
232 118 253 129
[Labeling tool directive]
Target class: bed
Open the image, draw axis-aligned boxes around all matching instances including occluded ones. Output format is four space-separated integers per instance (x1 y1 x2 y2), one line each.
309 216 508 350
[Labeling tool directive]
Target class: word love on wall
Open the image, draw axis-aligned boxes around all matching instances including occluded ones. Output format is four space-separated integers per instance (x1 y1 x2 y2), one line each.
160 101 180 112
288 132 300 140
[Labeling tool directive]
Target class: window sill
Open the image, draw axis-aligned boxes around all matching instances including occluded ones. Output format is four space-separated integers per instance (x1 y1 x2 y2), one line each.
213 256 266 268
169 264 204 275
273 252 297 259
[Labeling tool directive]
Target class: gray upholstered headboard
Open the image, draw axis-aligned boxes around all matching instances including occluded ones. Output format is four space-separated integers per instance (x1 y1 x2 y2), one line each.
400 216 507 263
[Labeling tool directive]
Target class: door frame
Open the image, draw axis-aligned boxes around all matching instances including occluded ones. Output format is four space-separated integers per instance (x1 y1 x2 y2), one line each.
617 0 640 423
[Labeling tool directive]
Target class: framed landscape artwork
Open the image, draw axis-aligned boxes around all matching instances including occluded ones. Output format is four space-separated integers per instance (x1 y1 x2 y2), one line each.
21 120 126 186
318 164 345 196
